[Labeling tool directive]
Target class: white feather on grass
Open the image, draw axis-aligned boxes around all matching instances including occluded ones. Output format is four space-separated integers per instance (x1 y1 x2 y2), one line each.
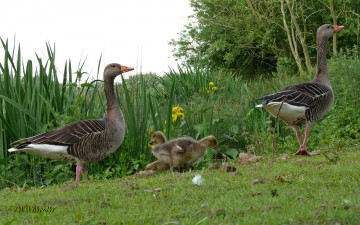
192 174 203 185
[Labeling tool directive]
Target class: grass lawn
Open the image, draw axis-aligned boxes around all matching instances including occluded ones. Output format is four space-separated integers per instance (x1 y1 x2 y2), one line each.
1 147 360 224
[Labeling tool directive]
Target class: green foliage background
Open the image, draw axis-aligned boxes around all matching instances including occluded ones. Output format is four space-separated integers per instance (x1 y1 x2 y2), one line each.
170 0 360 76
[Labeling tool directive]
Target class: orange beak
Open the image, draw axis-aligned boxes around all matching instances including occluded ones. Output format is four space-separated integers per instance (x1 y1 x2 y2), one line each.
120 65 134 73
333 25 345 33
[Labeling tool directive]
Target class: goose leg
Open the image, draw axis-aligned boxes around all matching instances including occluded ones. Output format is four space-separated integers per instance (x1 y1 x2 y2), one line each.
295 130 303 146
82 167 88 182
76 165 82 183
294 126 311 156
76 164 88 183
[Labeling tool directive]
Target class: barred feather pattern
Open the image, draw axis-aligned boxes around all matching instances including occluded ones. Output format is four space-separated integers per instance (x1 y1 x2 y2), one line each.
14 119 106 145
67 130 112 163
250 82 334 127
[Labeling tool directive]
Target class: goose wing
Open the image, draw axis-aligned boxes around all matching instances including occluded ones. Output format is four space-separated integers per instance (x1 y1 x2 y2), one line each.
249 82 332 107
12 119 106 147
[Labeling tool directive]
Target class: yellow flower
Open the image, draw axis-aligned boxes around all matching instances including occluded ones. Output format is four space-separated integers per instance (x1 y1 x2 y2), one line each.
163 129 166 133
172 106 184 114
172 106 185 122
212 86 217 91
165 120 167 124
207 90 210 94
172 113 178 122
209 81 214 86
148 128 153 135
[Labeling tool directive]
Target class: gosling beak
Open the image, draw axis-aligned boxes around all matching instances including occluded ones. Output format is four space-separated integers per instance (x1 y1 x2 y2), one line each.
333 25 345 33
148 140 155 145
120 65 134 73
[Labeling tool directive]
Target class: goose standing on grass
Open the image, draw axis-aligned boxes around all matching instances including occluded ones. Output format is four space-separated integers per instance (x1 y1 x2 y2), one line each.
249 24 344 156
148 131 219 171
8 63 133 182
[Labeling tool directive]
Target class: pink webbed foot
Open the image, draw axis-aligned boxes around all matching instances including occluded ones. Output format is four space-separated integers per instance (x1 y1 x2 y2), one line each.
294 148 311 156
294 148 320 156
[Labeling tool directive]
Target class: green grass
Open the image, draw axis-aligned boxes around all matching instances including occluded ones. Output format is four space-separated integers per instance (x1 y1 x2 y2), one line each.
1 147 359 224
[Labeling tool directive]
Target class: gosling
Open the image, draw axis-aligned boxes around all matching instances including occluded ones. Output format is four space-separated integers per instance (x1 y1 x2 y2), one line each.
148 131 219 171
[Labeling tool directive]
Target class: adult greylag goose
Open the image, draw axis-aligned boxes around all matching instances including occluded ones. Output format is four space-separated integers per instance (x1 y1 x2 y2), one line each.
8 63 133 182
249 24 344 156
148 131 219 171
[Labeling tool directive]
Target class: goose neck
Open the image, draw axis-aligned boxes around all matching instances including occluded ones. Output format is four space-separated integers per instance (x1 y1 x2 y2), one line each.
313 37 331 86
104 78 123 122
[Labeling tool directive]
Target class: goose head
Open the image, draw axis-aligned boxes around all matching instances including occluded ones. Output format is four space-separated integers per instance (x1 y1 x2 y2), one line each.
199 135 219 152
104 63 134 80
149 131 166 145
317 24 344 41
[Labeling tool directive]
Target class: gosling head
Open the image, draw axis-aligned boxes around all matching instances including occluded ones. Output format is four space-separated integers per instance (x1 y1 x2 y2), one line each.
148 131 166 145
104 63 134 80
200 135 219 152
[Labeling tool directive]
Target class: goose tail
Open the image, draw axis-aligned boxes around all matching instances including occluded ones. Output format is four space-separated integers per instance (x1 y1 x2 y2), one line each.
8 147 20 153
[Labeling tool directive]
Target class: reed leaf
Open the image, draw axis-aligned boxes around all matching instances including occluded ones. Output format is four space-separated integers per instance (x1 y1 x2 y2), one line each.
166 78 176 140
